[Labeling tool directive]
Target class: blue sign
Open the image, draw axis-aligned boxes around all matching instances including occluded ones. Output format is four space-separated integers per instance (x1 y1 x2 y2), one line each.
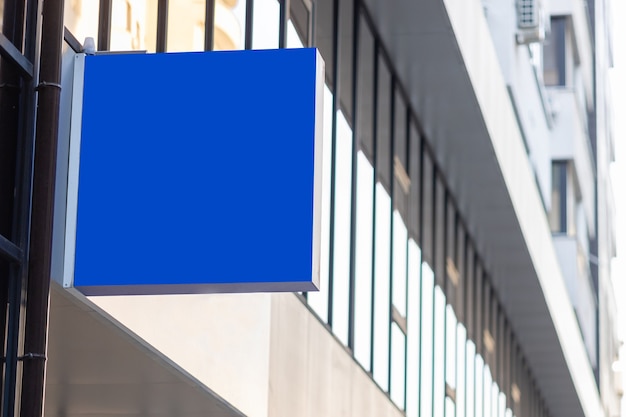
66 49 324 295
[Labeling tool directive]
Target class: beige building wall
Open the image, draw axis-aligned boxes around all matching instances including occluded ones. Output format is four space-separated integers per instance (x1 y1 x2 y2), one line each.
91 293 403 417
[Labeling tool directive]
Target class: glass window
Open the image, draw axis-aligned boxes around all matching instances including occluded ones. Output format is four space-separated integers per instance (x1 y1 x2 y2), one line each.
391 322 406 408
433 286 446 417
550 161 567 233
406 239 421 417
483 365 492 417
307 86 334 322
466 341 476 417
455 219 465 323
167 0 207 51
337 0 354 119
445 396 456 417
456 324 467 417
289 0 311 47
354 151 374 370
490 381 499 417
407 122 421 240
331 109 353 345
377 55 392 190
465 242 475 341
393 210 408 317
499 391 507 417
108 0 156 51
64 0 101 48
356 17 375 158
446 305 457 389
421 151 433 264
475 354 484 417
252 0 279 49
543 16 567 86
434 175 446 287
286 19 304 48
373 182 391 390
420 262 434 417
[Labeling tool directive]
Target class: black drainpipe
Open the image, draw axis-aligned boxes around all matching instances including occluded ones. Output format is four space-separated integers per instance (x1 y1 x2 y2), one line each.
20 0 65 415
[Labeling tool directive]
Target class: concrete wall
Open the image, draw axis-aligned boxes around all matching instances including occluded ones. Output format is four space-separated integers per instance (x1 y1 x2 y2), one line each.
91 293 402 417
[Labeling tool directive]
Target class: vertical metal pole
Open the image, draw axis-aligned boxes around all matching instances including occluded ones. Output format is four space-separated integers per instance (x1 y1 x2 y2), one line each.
278 0 290 49
156 0 168 52
205 0 215 51
98 0 112 51
20 0 65 416
244 0 254 50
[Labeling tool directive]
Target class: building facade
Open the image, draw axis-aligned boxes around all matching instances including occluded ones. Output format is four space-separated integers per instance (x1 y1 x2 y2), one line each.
0 0 621 417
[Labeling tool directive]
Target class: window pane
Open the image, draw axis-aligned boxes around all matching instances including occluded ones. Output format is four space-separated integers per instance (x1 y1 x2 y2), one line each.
406 239 421 417
286 19 304 48
167 0 206 51
391 322 406 408
331 109 353 345
499 391 507 417
252 0 279 49
393 210 408 316
420 262 434 417
109 0 155 51
373 183 391 390
456 324 467 417
64 0 100 48
434 286 446 417
354 151 374 370
466 341 476 417
543 16 566 86
446 305 457 389
445 397 456 417
475 355 484 417
307 86 333 322
483 364 492 417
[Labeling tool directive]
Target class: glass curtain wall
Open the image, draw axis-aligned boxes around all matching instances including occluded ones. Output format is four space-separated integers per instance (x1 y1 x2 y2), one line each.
62 2 555 417
1 0 39 415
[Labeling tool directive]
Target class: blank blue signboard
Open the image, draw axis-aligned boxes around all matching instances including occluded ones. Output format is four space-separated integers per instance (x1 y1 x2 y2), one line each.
66 49 324 295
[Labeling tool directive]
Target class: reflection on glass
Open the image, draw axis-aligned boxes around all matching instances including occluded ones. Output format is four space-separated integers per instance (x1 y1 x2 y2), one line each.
466 341 476 417
445 305 457 389
433 286 446 417
456 324 467 417
307 86 333 322
499 390 506 417
167 0 206 51
475 354 484 417
392 210 407 317
215 0 245 50
406 239 421 417
420 262 434 417
483 365 492 417
286 19 304 48
390 322 406 408
354 151 374 370
373 183 391 390
252 0 279 49
64 0 100 48
110 0 154 51
445 397 456 417
505 408 513 417
331 109 353 346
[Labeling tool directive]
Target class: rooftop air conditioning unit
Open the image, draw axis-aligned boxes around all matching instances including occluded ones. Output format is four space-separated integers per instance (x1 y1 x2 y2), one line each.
516 0 546 44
